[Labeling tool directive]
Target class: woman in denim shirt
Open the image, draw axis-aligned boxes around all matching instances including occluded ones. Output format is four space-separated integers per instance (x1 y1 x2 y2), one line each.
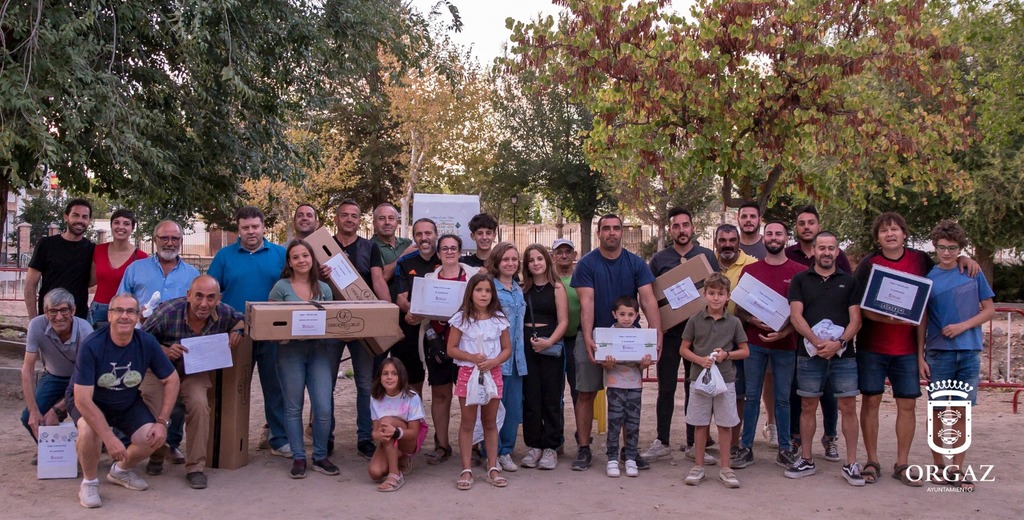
487 242 527 472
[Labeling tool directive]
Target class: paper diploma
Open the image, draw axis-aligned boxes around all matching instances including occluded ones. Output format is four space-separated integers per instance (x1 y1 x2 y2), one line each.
324 254 359 289
182 333 233 374
664 277 700 310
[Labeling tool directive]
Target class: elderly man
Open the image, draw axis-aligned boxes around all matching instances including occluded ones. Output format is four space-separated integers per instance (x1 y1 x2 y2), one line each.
118 220 201 309
21 289 94 444
371 203 415 301
68 294 179 508
139 275 244 489
552 239 581 406
25 198 95 319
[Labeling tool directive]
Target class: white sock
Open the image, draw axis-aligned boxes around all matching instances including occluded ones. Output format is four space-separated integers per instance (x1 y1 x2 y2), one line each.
82 478 99 485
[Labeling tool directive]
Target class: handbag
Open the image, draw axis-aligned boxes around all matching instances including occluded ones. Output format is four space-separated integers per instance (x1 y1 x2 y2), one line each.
693 355 727 397
466 366 494 406
527 290 564 357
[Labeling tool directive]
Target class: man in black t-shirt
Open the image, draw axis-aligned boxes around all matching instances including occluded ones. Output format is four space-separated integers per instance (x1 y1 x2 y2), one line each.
25 198 95 320
394 218 442 394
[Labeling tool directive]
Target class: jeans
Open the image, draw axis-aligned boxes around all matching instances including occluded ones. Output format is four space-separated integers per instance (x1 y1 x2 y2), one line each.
740 345 795 450
277 339 343 461
87 301 109 328
254 340 288 450
499 373 524 455
341 341 373 443
925 349 980 404
791 352 838 440
21 373 70 441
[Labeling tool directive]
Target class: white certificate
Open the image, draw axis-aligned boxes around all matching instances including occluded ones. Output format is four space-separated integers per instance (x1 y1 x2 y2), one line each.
324 254 359 289
876 277 919 311
594 327 659 362
664 277 700 310
730 273 791 332
38 423 79 479
182 333 234 374
291 310 327 336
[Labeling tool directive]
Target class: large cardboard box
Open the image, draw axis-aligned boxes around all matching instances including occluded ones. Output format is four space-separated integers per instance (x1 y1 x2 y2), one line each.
409 277 467 321
652 255 715 330
206 337 252 470
245 301 402 349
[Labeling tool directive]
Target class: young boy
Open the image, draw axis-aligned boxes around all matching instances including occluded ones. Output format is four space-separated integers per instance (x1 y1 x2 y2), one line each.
680 273 749 487
601 296 653 478
462 213 497 268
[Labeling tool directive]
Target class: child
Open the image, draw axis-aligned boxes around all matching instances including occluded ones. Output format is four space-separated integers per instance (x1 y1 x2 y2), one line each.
601 296 653 478
447 272 513 490
680 273 749 488
368 358 427 492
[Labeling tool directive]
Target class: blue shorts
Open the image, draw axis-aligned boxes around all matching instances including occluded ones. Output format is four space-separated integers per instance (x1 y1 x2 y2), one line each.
857 351 922 399
925 350 980 405
68 396 155 438
796 356 859 398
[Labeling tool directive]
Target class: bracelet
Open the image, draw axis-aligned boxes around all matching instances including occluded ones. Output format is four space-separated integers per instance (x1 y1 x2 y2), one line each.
724 351 729 360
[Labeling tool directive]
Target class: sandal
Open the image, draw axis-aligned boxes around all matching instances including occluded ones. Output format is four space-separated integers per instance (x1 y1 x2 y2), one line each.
378 472 405 492
399 454 412 475
456 469 474 491
486 466 508 488
892 463 924 487
945 470 976 492
862 461 881 485
425 444 452 466
930 465 949 485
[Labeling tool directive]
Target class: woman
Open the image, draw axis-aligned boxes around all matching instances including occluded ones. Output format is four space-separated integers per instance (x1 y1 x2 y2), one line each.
419 234 479 465
519 244 568 470
486 241 527 472
90 209 147 326
270 239 343 479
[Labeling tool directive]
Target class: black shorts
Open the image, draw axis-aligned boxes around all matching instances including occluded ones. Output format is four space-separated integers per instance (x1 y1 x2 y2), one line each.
68 396 155 438
391 319 426 385
426 355 458 387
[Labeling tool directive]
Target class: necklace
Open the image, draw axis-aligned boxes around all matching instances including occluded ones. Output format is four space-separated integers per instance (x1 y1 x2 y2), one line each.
532 282 547 293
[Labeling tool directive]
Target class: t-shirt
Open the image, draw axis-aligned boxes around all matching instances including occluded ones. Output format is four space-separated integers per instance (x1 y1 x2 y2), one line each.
28 235 95 319
337 235 384 287
26 315 94 378
449 311 509 368
739 259 806 351
926 267 994 351
739 238 767 260
71 329 175 413
207 239 286 312
682 308 747 382
605 363 644 389
560 275 581 337
396 252 442 296
268 279 334 302
788 268 859 359
854 249 933 356
93 243 148 304
648 243 720 335
371 392 427 424
460 253 487 268
573 248 656 329
784 243 852 274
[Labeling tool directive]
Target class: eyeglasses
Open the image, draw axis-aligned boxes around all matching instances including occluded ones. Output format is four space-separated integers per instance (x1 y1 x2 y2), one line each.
935 245 960 253
155 235 182 242
439 246 460 253
109 307 140 317
553 249 574 256
45 307 72 317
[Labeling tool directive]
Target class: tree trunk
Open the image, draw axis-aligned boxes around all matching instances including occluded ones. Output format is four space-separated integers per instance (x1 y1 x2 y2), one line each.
579 214 594 254
976 244 995 293
0 173 9 264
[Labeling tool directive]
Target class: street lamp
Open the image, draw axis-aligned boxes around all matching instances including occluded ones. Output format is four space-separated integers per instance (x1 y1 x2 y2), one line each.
510 194 519 246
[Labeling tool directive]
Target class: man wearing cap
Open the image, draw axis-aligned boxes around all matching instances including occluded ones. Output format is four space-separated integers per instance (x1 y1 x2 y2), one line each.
553 239 581 405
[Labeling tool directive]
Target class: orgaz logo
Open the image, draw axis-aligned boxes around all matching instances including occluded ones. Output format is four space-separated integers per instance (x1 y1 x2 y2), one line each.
927 379 972 457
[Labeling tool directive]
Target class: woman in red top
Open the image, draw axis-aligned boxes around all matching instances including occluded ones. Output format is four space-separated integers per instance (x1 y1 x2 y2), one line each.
89 209 147 326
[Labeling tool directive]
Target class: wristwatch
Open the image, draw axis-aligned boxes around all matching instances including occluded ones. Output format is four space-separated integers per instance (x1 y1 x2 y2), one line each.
838 339 849 350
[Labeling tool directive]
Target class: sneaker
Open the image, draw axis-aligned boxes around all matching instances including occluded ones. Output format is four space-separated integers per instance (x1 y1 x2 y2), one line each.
790 437 802 457
312 458 340 476
822 436 840 462
79 480 102 508
290 459 307 479
606 460 621 478
257 425 270 450
618 448 650 469
498 454 518 472
731 447 754 469
357 440 376 460
776 448 798 468
684 466 706 486
641 439 672 461
784 457 816 479
521 448 542 469
685 446 718 466
271 444 293 458
764 424 779 448
571 446 592 471
186 471 208 489
842 462 866 487
538 449 558 470
625 459 639 477
145 457 164 476
719 467 741 488
107 463 149 491
167 446 186 465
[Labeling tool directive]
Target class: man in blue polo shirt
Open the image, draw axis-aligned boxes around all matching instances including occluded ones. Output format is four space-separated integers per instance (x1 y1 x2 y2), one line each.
118 220 200 313
207 207 287 455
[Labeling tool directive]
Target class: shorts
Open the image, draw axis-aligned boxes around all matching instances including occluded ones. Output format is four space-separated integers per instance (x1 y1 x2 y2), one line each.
925 350 980 405
68 396 155 438
426 354 458 387
453 365 504 400
796 356 859 398
685 381 740 427
574 335 604 393
403 420 429 455
858 351 922 398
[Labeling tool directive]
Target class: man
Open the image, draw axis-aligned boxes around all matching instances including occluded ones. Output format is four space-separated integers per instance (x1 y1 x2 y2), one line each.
643 207 719 464
370 203 415 301
462 213 498 268
140 275 245 489
571 213 662 471
68 294 180 508
118 220 201 311
21 289 94 443
737 201 767 259
552 238 581 405
207 207 287 455
785 232 864 486
291 203 319 240
25 198 95 319
394 218 441 395
730 221 805 470
785 205 852 272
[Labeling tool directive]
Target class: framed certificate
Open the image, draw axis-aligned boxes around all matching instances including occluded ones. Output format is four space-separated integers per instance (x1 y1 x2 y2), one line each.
859 264 933 325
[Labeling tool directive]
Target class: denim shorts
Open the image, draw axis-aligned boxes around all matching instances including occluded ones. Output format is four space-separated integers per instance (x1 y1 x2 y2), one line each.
857 351 922 399
925 350 980 405
796 356 859 398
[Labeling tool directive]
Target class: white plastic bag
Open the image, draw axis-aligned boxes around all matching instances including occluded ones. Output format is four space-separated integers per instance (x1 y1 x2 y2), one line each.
466 366 492 406
693 355 726 397
473 402 506 445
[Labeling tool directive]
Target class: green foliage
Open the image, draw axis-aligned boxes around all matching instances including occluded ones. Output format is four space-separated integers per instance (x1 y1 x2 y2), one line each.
14 192 66 245
992 263 1024 303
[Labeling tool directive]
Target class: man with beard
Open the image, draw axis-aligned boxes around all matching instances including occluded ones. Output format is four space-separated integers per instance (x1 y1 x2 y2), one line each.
371 203 415 301
730 221 805 470
25 198 95 320
737 201 767 259
291 203 319 240
118 221 201 311
394 218 442 395
642 207 719 464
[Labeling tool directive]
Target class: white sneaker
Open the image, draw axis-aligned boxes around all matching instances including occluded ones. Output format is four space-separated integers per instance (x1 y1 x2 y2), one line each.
606 460 621 478
106 463 149 491
684 465 706 485
538 449 558 470
79 481 102 508
764 423 779 448
641 439 672 461
625 459 639 477
498 454 518 472
685 446 718 466
271 444 293 458
520 448 542 468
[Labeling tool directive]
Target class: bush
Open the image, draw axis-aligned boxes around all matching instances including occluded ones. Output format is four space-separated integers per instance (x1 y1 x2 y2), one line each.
993 264 1024 302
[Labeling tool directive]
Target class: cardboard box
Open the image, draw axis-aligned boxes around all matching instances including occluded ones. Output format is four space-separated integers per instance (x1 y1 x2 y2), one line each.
409 277 467 321
245 301 402 345
206 337 252 470
652 254 715 329
594 327 659 362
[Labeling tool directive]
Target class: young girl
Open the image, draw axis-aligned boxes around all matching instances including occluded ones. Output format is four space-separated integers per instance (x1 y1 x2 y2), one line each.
368 358 427 492
447 273 513 490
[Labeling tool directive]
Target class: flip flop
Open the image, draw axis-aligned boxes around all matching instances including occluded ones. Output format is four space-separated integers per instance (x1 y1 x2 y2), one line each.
862 461 881 484
456 469 474 491
892 463 924 487
378 472 404 492
486 466 508 488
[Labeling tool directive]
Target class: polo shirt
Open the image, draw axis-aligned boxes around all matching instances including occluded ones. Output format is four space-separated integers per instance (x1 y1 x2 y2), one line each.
648 242 720 335
854 248 933 356
784 243 852 273
118 255 200 307
681 308 747 382
372 234 413 301
719 250 759 313
207 239 286 312
788 267 859 359
26 315 94 377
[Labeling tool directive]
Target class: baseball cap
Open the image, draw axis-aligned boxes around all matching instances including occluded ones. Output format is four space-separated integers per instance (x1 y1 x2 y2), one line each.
552 239 575 250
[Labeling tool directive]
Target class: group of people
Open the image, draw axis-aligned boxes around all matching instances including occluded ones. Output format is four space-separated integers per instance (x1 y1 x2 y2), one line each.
19 197 992 508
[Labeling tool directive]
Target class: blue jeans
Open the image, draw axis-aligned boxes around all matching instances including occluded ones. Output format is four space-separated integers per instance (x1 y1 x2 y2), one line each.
925 349 980 404
88 301 109 328
277 339 343 460
21 373 70 441
499 373 524 455
341 341 373 443
255 340 288 450
741 345 795 450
